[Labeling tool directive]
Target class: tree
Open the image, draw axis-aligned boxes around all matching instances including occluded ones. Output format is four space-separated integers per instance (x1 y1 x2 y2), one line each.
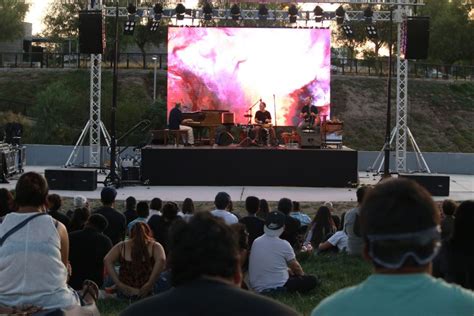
133 23 167 69
0 0 29 42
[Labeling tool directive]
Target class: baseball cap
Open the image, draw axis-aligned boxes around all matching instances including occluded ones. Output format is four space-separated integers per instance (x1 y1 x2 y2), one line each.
101 187 117 204
264 211 286 237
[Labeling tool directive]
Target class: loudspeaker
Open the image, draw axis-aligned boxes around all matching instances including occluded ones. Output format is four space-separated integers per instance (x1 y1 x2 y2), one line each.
405 17 430 60
300 131 320 148
79 11 104 54
45 169 97 191
399 173 450 196
216 131 235 146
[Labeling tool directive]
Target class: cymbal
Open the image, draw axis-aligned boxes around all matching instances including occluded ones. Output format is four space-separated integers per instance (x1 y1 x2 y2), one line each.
244 114 252 118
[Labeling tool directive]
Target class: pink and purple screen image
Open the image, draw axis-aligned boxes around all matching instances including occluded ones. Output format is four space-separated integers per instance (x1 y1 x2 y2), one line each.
167 27 331 125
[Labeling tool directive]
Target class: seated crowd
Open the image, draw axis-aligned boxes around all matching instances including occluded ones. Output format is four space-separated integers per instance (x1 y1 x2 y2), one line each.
0 174 473 315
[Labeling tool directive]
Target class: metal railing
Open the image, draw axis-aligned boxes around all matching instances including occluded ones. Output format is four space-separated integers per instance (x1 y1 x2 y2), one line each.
1 52 472 80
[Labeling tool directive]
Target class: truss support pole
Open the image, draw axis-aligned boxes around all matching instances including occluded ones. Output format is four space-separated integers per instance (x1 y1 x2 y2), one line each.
89 54 102 167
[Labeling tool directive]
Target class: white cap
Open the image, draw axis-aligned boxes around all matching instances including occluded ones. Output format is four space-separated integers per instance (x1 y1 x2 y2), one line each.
324 201 333 208
73 195 88 208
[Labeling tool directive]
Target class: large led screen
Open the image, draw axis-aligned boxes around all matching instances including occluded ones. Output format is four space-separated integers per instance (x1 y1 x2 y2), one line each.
167 27 331 126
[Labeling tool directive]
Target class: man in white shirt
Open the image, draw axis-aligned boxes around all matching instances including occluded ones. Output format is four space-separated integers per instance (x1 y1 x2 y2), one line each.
249 211 318 293
211 192 238 225
318 230 348 253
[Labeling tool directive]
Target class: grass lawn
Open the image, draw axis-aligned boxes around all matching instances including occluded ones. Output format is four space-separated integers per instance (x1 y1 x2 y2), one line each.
97 253 372 316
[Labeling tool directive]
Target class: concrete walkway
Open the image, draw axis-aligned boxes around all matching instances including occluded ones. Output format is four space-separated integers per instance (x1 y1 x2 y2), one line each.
1 166 472 202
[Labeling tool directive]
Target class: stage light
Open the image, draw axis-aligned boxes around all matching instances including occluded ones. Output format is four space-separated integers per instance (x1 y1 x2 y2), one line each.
202 2 213 21
314 6 323 23
149 20 159 32
230 4 241 21
364 6 374 24
366 25 378 39
176 3 186 21
288 4 298 24
258 4 268 21
124 20 135 35
335 5 345 25
342 24 354 39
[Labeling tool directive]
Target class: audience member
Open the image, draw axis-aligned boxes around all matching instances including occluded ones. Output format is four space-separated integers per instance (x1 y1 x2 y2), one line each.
181 197 195 222
123 196 138 225
231 223 250 289
67 195 88 218
343 186 370 256
440 199 457 240
257 199 270 220
433 200 474 290
69 207 91 232
277 198 301 249
290 201 311 226
0 188 14 220
128 201 150 233
227 200 241 220
211 192 238 225
240 196 264 248
104 222 166 300
121 212 298 316
0 172 97 313
47 193 70 230
69 214 113 290
305 206 337 248
94 187 126 245
147 197 162 221
312 179 474 315
148 202 183 253
317 230 348 253
249 211 318 294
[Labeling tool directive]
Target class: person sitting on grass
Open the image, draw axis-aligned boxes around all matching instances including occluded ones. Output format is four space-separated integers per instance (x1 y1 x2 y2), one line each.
278 198 301 250
47 193 70 231
120 212 298 316
147 197 162 221
0 172 99 314
240 196 265 248
440 199 457 240
305 206 337 249
290 201 312 227
94 187 126 245
148 202 183 254
343 186 370 256
312 179 474 316
69 207 91 232
104 222 166 300
211 192 238 225
123 196 138 225
257 198 270 220
128 201 150 234
0 188 14 220
317 229 348 253
181 197 195 222
249 211 319 294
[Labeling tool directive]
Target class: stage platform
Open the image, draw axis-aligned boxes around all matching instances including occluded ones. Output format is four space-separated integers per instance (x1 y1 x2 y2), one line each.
141 145 358 188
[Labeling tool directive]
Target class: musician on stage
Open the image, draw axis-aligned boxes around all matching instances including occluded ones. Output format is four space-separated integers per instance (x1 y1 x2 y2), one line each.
254 100 276 146
168 103 194 146
298 96 319 132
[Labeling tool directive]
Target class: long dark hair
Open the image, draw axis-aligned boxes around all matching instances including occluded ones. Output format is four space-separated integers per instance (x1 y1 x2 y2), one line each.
0 188 14 217
182 198 195 215
257 199 270 220
451 200 474 252
310 206 335 246
69 207 91 232
130 222 154 264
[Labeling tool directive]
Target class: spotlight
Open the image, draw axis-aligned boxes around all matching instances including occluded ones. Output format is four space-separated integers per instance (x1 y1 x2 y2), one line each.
314 6 323 23
258 4 268 21
175 3 186 21
123 20 135 36
335 5 345 25
230 4 241 21
342 24 354 38
366 25 378 39
153 3 163 21
202 2 213 21
288 4 298 24
364 6 374 24
149 20 159 32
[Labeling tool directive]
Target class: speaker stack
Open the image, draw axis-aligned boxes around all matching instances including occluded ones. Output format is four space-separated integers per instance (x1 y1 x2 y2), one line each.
79 10 105 54
399 173 450 197
45 169 97 191
405 17 430 60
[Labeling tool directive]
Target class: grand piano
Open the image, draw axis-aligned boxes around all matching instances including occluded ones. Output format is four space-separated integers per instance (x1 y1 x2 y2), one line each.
182 110 231 145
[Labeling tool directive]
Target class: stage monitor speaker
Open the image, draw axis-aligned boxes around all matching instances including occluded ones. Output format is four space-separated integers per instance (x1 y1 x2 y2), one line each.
79 11 104 54
45 169 97 191
300 131 320 148
399 173 450 197
405 17 430 60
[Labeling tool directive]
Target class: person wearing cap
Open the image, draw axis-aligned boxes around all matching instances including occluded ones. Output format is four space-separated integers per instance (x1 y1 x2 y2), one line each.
120 212 298 316
94 187 126 245
211 192 238 225
249 211 318 294
68 214 113 290
312 178 474 316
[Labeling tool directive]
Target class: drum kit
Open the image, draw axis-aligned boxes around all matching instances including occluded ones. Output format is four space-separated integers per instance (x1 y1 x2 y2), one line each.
240 114 273 146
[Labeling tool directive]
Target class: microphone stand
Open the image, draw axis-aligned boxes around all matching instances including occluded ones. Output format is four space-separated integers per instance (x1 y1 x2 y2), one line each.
273 94 279 146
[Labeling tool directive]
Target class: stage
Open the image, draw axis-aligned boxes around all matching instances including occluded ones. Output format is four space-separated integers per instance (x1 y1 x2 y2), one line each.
141 145 358 188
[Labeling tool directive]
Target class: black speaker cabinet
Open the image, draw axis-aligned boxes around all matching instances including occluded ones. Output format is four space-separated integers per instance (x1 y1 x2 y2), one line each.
399 173 450 197
45 169 97 191
79 10 104 54
300 131 321 148
405 17 430 60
